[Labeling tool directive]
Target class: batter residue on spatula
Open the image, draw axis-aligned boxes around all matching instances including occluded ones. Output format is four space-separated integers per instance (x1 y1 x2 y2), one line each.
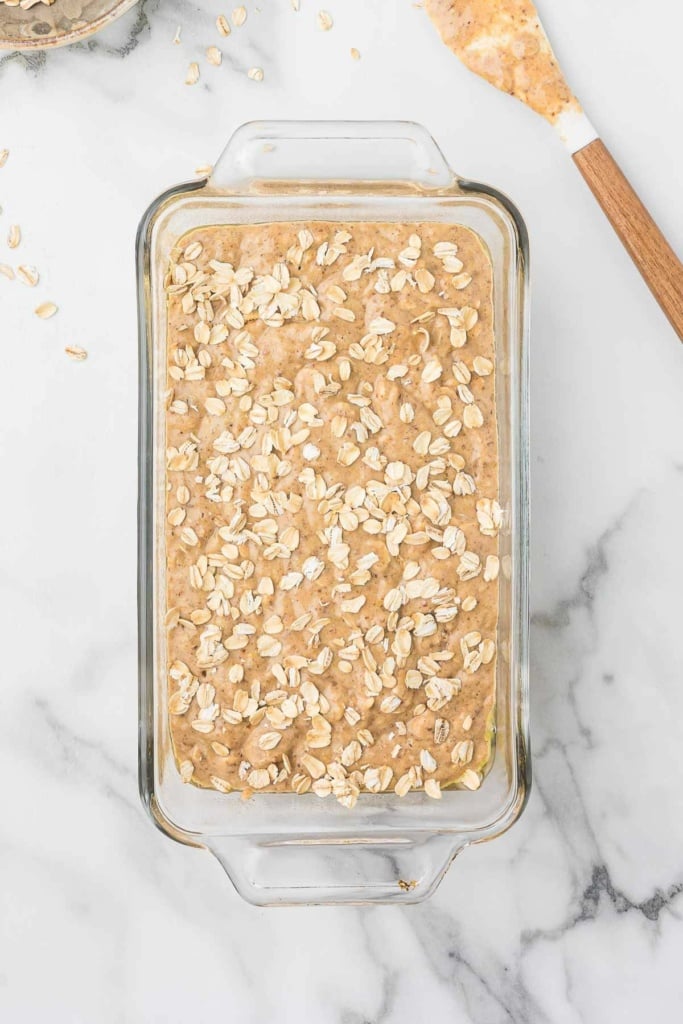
425 0 581 124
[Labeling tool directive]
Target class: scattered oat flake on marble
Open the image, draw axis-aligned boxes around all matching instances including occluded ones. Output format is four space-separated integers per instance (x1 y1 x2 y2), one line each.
172 25 181 44
232 5 246 26
206 46 222 66
185 62 200 85
248 66 264 81
65 346 88 361
7 225 20 249
0 149 9 168
35 301 57 319
17 265 38 287
350 47 361 60
317 9 333 30
216 14 231 35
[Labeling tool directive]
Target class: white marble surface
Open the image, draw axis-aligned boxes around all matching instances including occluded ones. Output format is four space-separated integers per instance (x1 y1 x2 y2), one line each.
2 1 683 1020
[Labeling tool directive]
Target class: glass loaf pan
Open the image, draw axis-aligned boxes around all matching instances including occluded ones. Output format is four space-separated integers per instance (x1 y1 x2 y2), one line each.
137 121 530 906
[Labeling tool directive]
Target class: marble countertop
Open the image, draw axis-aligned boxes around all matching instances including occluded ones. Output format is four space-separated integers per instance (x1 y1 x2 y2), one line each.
2 1 683 1020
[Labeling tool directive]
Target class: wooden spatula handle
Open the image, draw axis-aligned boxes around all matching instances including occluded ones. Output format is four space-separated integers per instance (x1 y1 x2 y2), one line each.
573 138 683 342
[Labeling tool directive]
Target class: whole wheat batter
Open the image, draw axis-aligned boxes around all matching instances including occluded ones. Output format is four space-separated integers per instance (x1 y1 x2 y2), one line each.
164 221 502 807
425 0 580 123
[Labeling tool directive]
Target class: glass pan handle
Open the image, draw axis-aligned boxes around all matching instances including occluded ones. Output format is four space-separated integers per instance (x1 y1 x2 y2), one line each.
208 834 464 907
211 120 456 191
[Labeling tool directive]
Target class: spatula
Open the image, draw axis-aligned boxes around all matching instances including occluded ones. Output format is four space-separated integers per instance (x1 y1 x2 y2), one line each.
425 0 683 342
